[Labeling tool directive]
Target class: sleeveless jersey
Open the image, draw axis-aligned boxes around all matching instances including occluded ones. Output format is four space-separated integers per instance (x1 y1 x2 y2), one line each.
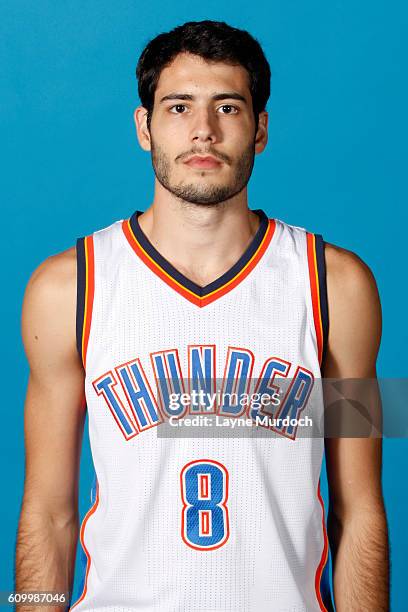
69 208 334 612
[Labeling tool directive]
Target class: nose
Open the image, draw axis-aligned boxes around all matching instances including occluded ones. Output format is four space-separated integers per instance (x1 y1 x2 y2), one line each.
190 107 219 145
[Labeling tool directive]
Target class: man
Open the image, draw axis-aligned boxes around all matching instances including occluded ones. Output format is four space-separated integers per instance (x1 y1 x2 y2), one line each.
16 20 389 612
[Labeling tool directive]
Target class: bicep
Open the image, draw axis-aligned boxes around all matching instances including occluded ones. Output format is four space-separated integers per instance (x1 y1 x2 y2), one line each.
323 245 384 517
21 250 86 523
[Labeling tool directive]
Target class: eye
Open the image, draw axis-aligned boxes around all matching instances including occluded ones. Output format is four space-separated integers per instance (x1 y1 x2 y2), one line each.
169 104 187 114
217 104 239 114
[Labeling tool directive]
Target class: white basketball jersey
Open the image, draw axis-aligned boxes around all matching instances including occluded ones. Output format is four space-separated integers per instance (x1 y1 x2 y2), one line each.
69 208 333 612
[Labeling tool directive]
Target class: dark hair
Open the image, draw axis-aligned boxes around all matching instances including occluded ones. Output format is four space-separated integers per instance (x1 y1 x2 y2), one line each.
136 20 271 130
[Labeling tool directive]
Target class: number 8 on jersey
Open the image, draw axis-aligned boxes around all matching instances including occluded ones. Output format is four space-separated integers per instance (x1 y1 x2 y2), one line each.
180 459 230 551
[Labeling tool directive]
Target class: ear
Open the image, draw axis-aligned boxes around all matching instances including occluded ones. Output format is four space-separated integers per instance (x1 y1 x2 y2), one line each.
254 111 268 154
134 106 151 151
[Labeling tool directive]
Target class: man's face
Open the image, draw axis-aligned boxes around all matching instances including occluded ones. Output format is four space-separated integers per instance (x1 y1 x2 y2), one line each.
143 52 265 206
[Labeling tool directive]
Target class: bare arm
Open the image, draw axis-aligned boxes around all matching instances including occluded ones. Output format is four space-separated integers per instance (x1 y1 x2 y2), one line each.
323 244 390 611
15 247 85 610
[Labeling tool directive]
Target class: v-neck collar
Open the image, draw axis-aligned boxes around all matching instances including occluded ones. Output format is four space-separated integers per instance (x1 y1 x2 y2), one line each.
122 209 276 308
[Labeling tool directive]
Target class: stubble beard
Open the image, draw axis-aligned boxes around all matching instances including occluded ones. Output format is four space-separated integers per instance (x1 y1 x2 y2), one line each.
150 139 256 207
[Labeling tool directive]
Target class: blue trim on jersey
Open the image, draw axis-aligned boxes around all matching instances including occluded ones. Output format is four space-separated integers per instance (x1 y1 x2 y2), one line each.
320 546 335 611
128 209 269 297
314 235 329 366
75 237 86 365
72 471 98 607
74 542 88 607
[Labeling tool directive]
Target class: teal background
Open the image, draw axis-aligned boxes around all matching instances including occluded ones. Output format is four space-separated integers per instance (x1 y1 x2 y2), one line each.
1 1 406 609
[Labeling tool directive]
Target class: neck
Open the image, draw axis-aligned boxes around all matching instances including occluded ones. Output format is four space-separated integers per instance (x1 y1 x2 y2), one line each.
136 182 261 287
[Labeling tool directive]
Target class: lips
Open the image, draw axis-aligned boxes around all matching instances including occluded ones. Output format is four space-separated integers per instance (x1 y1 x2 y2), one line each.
184 156 222 169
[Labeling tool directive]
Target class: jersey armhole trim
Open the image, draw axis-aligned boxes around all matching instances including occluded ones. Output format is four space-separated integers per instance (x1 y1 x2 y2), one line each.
76 235 95 369
315 478 334 611
68 478 100 610
306 233 329 367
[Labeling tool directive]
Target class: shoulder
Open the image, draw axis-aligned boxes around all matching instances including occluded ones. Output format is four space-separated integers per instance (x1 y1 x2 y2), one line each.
25 246 77 302
322 242 382 376
22 247 78 361
324 242 380 303
29 245 77 280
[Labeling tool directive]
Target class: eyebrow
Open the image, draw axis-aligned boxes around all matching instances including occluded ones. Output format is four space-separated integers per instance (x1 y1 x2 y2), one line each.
159 92 247 104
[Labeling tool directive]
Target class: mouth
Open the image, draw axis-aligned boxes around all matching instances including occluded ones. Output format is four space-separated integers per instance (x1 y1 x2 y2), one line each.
183 155 223 170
